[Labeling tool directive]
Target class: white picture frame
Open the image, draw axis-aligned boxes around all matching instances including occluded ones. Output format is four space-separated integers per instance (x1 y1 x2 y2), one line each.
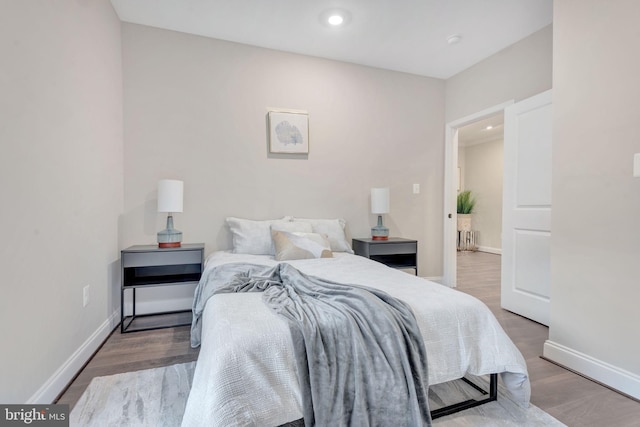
268 110 309 154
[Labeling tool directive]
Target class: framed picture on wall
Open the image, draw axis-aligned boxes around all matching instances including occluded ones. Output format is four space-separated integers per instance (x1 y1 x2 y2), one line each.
268 110 309 154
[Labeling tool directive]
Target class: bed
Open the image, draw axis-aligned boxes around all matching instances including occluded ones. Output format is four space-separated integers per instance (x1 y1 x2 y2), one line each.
181 217 530 426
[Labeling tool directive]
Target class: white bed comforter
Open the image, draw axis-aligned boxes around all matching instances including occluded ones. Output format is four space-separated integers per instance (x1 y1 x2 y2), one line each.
181 252 530 427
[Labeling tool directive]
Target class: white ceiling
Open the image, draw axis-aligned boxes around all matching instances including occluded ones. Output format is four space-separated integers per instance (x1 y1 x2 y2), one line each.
109 0 552 79
458 114 504 146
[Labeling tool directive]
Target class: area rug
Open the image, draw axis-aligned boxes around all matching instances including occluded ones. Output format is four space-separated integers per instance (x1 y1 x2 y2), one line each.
70 362 565 426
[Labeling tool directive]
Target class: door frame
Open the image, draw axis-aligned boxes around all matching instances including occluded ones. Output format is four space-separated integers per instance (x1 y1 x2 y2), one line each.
442 100 514 287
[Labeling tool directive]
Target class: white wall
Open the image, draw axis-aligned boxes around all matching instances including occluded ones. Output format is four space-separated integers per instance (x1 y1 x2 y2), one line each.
460 139 504 252
446 25 553 123
544 0 640 398
457 146 466 193
0 1 123 403
120 24 446 288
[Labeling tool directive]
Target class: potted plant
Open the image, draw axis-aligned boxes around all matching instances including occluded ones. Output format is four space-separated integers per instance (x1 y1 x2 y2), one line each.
457 190 476 231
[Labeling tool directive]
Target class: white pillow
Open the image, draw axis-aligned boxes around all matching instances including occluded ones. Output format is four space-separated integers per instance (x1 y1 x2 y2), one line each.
226 217 293 255
291 218 353 253
270 221 313 234
271 230 333 261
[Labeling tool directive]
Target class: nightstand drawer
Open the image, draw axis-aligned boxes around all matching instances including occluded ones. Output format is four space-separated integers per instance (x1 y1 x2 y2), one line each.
368 241 417 256
122 249 202 268
352 237 418 275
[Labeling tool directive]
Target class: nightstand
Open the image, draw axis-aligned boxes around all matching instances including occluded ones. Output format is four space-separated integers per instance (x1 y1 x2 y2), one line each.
120 243 204 333
352 237 418 275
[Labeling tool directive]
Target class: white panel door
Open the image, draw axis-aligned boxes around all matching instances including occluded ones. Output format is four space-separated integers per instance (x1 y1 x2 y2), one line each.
501 90 552 325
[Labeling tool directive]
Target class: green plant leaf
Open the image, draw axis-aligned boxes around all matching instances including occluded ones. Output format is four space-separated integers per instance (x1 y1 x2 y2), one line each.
457 190 476 214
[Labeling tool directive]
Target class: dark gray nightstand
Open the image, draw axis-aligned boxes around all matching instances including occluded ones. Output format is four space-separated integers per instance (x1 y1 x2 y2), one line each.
352 237 418 275
120 243 204 333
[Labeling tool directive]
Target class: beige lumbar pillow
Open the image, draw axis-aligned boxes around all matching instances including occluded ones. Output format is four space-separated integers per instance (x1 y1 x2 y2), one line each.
271 230 333 261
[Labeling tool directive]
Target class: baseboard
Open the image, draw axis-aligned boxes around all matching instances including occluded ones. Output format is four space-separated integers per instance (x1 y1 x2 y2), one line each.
28 310 120 404
477 246 502 255
543 340 640 400
424 276 444 284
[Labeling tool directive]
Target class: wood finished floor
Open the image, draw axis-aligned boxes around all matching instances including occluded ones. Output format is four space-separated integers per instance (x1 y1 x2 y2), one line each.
57 252 640 426
456 251 640 426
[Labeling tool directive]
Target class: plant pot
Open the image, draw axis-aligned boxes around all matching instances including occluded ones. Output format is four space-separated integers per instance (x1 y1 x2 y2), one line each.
457 214 472 231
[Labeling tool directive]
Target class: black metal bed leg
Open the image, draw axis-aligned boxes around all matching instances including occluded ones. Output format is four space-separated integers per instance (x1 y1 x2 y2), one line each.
489 373 498 401
430 373 498 419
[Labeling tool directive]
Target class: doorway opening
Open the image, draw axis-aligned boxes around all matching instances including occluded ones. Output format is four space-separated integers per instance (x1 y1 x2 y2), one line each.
442 101 513 287
456 114 505 285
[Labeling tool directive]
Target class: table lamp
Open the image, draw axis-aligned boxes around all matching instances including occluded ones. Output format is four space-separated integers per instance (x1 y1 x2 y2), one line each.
371 187 390 240
157 179 183 248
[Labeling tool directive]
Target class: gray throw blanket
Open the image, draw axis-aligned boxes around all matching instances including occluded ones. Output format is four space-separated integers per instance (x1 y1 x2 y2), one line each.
191 262 432 426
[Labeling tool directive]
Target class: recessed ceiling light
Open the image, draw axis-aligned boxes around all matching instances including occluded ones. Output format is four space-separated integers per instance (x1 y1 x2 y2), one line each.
327 14 344 26
320 9 351 28
485 125 493 130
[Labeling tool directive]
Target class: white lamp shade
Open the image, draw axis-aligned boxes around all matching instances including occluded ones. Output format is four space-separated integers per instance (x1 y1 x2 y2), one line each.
371 187 390 214
157 179 184 213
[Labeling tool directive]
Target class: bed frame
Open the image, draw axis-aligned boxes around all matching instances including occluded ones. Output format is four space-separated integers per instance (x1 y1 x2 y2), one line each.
279 374 498 425
191 255 522 426
430 374 498 419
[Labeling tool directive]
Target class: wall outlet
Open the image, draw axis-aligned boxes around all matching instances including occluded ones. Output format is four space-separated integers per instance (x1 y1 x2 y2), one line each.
413 183 420 194
83 285 90 307
634 153 640 177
